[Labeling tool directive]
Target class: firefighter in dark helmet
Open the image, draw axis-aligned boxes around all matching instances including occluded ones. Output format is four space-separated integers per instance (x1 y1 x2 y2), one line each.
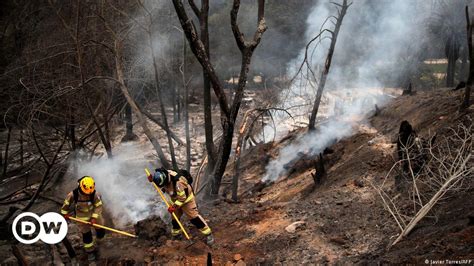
147 167 214 245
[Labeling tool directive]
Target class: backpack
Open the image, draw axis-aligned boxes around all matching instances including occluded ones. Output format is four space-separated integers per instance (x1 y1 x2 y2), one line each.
160 168 194 196
72 188 96 204
176 169 193 186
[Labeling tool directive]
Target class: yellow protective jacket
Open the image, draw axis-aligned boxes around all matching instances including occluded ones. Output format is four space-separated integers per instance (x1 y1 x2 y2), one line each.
163 170 194 207
60 189 103 221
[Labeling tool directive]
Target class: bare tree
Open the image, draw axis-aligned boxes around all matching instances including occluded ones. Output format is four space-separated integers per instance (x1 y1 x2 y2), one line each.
188 0 216 173
140 2 178 168
180 32 192 171
0 129 67 224
172 0 267 196
49 0 118 158
426 1 468 87
446 34 461 88
114 39 171 169
461 6 472 110
107 1 185 168
307 0 351 130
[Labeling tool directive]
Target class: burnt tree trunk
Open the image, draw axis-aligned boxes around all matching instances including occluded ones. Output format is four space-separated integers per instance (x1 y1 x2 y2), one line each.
173 0 267 197
445 33 460 88
122 103 138 142
446 52 457 87
149 36 178 169
308 0 350 130
461 6 473 110
212 49 256 195
172 1 231 117
211 0 267 196
311 153 325 185
182 32 191 172
2 126 11 179
461 46 468 81
396 120 416 190
189 0 217 173
402 82 413 96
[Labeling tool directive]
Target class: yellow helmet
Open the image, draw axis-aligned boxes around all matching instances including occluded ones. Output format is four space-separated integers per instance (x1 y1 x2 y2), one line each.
79 176 95 194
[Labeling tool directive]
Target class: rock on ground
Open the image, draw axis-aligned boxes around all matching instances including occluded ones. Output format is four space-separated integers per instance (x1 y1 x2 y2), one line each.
134 215 168 241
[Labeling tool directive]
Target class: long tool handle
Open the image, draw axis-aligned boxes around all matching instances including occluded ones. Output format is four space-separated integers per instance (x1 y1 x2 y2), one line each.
68 216 137 238
145 168 190 240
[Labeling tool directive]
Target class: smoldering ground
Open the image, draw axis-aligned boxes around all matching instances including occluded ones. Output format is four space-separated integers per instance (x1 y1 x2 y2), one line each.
262 0 432 181
262 89 391 182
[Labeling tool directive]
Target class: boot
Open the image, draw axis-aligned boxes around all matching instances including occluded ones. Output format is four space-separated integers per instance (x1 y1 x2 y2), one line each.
171 228 183 241
206 234 214 246
87 252 96 262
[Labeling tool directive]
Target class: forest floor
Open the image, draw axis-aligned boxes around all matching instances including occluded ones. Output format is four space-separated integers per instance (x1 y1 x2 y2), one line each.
1 88 473 265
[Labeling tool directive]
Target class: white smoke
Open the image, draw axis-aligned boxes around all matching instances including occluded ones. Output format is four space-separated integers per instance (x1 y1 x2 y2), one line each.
262 89 390 182
262 0 430 181
69 143 167 228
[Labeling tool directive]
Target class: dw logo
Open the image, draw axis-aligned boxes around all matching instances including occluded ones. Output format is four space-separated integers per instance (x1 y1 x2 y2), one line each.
12 212 68 244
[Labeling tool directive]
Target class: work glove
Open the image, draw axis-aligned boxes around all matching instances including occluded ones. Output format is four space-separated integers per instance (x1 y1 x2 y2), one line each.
90 218 97 225
168 205 177 213
63 214 71 220
147 173 153 182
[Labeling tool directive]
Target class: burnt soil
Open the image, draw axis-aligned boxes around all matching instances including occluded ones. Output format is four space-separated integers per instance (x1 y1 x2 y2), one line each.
1 89 473 265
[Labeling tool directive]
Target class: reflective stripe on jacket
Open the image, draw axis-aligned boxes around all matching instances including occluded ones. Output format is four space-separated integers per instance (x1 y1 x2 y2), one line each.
60 190 103 219
163 170 194 207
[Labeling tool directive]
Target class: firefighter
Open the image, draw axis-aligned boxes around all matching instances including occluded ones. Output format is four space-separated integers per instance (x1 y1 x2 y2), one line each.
147 167 214 245
60 176 105 261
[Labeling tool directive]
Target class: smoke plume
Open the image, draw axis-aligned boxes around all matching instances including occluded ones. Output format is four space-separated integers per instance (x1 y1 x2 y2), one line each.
68 143 167 228
262 0 431 182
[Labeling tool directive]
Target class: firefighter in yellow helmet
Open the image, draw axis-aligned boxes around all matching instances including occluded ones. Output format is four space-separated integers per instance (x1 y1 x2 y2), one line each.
147 167 214 245
60 176 105 261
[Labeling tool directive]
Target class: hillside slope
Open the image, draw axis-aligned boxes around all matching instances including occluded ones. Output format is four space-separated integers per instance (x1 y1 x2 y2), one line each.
1 89 472 265
203 88 473 264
